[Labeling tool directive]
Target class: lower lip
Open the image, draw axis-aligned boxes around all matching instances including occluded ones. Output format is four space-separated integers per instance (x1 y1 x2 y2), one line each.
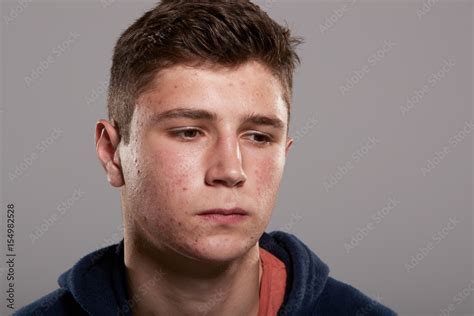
197 213 248 224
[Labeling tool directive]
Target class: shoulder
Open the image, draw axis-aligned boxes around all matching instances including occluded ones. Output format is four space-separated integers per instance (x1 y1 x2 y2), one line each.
315 277 397 315
13 241 124 316
13 287 85 316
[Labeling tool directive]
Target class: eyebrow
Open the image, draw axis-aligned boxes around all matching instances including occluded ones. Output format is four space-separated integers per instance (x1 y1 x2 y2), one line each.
150 107 285 129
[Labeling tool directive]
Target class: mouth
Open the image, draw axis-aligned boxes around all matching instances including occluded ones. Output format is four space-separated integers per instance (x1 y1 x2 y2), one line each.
197 208 249 216
197 208 249 224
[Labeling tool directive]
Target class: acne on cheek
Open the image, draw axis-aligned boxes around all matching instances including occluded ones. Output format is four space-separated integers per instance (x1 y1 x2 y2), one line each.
150 149 197 192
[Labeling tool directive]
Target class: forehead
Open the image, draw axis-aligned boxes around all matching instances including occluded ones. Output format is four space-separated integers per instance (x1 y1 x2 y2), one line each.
135 60 288 122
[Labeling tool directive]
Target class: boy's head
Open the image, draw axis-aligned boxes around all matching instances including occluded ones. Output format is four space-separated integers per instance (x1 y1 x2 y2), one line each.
96 0 302 262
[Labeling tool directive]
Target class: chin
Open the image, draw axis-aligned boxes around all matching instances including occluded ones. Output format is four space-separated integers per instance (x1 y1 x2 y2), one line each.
189 234 257 263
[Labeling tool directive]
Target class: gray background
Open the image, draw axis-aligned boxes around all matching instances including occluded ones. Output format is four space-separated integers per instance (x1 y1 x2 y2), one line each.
1 0 472 315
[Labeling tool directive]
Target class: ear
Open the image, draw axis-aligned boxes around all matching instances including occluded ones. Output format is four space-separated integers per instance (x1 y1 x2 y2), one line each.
95 119 124 187
285 137 294 157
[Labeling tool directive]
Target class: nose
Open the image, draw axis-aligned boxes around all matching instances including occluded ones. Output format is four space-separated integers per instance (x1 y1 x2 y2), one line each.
204 135 247 188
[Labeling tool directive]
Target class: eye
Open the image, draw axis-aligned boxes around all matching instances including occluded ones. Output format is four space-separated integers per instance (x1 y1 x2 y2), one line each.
169 128 204 141
246 132 273 145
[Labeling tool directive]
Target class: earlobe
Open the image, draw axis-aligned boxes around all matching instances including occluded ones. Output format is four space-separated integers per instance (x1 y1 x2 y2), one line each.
285 137 294 157
106 159 124 187
95 119 125 187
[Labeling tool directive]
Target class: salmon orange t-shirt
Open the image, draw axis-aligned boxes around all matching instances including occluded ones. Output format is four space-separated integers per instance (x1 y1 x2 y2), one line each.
257 247 287 316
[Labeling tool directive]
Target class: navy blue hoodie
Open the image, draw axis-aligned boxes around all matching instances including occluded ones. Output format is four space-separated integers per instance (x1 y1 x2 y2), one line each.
14 231 397 315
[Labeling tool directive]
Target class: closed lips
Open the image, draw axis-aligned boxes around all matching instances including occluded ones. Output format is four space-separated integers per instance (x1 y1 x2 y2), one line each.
197 208 248 215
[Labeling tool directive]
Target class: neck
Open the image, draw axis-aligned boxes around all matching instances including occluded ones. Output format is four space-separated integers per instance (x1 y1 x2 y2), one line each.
123 232 263 316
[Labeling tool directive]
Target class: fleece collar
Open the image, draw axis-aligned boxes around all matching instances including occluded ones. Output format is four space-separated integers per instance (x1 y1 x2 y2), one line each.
58 231 329 315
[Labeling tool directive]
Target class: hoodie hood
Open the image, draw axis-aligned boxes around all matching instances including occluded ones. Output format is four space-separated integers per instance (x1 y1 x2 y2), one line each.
58 241 131 315
56 231 329 315
259 231 330 314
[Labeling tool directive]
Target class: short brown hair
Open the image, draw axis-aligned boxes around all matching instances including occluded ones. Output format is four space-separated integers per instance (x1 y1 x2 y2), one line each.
107 0 303 145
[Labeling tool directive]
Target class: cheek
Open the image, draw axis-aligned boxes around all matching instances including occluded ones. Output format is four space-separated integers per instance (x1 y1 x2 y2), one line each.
252 153 285 207
147 148 201 197
130 147 201 230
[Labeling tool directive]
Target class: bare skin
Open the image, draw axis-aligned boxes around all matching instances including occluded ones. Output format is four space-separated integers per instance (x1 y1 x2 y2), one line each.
95 60 293 316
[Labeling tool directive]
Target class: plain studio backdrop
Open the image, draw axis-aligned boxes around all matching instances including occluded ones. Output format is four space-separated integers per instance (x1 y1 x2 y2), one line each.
1 0 472 315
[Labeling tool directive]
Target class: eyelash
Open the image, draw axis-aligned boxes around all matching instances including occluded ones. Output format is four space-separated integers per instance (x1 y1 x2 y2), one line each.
168 128 274 146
